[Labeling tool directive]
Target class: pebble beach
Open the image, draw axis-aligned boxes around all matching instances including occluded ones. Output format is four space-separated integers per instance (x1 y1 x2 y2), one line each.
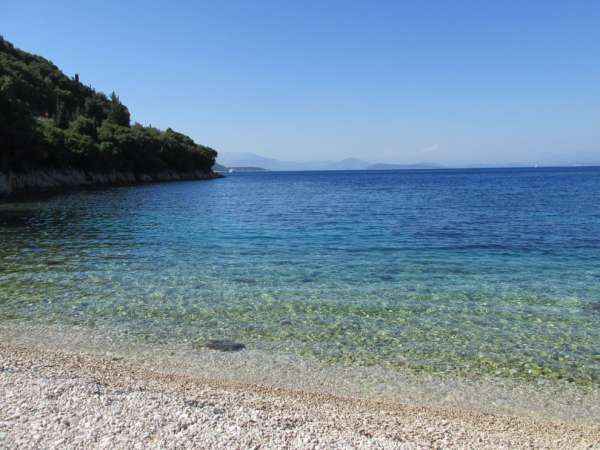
2 342 600 449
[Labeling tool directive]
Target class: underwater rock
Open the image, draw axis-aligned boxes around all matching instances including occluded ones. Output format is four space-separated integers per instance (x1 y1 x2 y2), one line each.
233 277 256 285
200 339 246 352
583 301 600 315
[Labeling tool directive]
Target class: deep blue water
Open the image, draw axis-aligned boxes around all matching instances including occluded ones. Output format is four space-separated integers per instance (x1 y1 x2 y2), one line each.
2 167 600 383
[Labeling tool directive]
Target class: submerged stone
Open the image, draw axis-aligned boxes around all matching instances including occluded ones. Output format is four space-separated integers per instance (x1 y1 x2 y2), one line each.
584 302 600 315
201 339 246 352
233 277 256 285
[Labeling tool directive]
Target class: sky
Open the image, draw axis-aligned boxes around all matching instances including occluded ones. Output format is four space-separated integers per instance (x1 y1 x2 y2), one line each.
2 0 600 166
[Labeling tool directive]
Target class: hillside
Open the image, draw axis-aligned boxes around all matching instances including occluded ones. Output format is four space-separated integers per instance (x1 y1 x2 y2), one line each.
0 36 218 192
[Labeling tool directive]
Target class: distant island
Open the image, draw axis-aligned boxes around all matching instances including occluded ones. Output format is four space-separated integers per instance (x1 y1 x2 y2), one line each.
0 37 220 196
217 152 444 171
226 167 269 173
212 163 268 173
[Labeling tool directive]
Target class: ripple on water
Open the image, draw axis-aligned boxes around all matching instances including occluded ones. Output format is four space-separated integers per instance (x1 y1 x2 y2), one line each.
1 168 600 392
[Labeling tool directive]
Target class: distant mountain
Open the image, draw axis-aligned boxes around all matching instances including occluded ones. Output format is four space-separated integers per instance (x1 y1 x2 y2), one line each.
212 161 268 173
217 152 444 171
228 166 269 172
213 162 228 172
217 152 359 171
217 153 285 170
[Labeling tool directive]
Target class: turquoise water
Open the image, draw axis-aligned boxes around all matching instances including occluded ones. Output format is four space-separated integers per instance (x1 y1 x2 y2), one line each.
2 167 600 385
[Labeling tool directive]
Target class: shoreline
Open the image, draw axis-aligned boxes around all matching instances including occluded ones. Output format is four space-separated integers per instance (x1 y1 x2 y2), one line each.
1 341 599 448
0 168 223 199
3 321 600 424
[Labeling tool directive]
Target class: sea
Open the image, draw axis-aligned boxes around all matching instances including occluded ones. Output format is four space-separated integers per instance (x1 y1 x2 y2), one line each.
2 167 600 421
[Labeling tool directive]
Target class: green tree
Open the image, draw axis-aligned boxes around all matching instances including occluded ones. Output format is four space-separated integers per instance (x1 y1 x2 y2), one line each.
107 92 130 127
69 116 96 139
54 100 69 128
84 95 105 127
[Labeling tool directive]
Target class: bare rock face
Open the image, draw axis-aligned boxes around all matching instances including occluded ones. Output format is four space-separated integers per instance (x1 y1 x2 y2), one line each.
0 169 222 197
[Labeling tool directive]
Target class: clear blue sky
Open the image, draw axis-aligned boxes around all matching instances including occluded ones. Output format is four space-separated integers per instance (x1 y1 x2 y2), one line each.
3 0 599 166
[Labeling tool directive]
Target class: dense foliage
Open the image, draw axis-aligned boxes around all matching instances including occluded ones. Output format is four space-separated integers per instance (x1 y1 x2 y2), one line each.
0 36 217 173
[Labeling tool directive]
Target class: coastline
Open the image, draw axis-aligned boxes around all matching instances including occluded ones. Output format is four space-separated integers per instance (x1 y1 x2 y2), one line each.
0 168 223 198
1 341 600 448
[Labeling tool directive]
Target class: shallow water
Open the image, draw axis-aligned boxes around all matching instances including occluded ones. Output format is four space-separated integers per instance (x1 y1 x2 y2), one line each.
5 321 600 423
2 168 600 388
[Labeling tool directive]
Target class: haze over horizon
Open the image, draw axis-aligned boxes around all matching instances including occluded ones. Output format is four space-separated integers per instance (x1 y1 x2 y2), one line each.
3 0 599 166
216 151 600 171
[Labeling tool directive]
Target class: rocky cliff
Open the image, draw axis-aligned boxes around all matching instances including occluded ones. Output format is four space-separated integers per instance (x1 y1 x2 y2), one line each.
0 169 222 197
